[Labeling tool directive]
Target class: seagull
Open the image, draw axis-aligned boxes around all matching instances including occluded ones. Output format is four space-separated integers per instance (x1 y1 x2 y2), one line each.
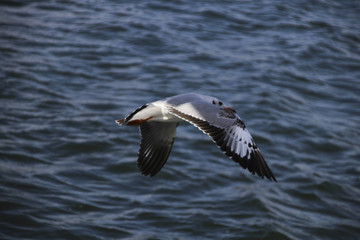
116 93 276 181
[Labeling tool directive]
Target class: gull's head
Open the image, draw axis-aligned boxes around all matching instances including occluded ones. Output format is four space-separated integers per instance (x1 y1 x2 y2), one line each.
199 95 236 113
200 95 229 108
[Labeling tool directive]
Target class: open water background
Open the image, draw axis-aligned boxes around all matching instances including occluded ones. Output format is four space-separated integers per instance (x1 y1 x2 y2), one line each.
1 0 360 239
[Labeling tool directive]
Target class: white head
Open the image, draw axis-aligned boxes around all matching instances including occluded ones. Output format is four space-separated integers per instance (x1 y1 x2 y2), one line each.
200 95 229 108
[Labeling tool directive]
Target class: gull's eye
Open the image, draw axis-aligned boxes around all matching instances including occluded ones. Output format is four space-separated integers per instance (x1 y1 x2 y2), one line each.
219 101 223 106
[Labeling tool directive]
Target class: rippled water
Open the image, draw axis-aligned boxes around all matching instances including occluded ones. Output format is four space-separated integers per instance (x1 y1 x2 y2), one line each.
1 1 360 239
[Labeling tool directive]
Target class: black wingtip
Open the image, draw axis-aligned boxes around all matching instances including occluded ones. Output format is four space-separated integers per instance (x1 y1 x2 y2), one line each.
251 149 277 182
231 149 277 182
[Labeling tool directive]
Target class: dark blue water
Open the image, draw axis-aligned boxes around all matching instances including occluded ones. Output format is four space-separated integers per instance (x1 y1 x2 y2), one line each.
1 1 360 239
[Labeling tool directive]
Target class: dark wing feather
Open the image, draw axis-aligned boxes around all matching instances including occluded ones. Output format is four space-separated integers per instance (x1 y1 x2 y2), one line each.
138 121 178 177
169 107 276 181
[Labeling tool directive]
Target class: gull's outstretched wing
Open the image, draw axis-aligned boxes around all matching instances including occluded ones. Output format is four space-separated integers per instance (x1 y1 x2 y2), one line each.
137 121 179 177
167 98 276 181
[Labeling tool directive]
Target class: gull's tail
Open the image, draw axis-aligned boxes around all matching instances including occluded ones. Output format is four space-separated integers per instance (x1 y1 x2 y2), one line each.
115 119 126 126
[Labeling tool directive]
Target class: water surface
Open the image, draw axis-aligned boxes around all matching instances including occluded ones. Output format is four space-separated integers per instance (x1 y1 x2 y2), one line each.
1 1 360 239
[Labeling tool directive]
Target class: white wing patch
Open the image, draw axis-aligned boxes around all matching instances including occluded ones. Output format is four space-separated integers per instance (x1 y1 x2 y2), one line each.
226 125 255 158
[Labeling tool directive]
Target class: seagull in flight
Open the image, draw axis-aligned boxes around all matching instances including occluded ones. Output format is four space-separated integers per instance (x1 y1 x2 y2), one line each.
116 93 276 181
